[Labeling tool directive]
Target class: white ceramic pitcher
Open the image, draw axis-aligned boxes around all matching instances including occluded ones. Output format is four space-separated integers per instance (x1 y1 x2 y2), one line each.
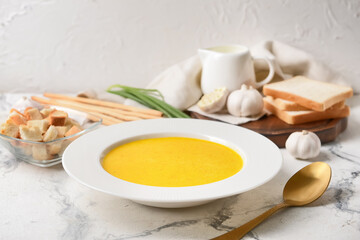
198 45 275 94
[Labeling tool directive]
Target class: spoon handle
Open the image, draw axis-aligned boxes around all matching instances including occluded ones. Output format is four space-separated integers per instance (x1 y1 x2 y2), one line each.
211 202 289 240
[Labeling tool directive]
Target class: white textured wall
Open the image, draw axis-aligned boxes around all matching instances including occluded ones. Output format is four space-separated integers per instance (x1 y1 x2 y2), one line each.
0 0 359 93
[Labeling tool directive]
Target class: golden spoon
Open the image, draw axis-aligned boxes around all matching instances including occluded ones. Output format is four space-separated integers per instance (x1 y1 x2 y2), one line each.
212 161 332 240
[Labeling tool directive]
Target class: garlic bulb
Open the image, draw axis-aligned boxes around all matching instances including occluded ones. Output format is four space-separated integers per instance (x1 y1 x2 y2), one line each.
285 130 321 159
197 87 229 113
227 84 263 117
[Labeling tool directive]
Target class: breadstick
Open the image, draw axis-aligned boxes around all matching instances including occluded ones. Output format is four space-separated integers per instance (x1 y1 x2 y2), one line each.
46 96 161 120
52 99 142 121
43 92 163 117
69 99 158 119
31 96 141 122
31 97 120 125
87 112 123 125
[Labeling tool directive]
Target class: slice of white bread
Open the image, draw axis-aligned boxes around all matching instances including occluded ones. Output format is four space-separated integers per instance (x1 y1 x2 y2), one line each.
263 76 353 111
263 97 350 125
264 96 345 111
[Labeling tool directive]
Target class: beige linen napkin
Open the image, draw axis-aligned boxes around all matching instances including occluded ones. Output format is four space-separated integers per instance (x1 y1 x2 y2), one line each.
250 41 344 84
146 55 203 110
187 105 267 125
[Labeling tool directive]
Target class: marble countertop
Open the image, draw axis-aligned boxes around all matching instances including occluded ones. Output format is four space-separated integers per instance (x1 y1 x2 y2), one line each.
0 94 359 240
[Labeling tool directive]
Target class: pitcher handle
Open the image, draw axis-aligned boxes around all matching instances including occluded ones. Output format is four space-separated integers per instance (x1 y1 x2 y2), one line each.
252 56 275 88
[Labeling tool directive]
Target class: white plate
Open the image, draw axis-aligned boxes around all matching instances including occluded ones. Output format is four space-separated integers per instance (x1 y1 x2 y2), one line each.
63 119 282 208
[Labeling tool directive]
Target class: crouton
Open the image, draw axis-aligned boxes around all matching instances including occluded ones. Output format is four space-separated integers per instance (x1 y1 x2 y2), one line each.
27 119 49 134
10 108 25 116
9 111 27 125
40 108 55 118
49 110 68 126
19 142 33 155
32 144 50 160
19 125 43 142
24 107 43 120
65 118 81 131
47 142 63 155
65 125 82 137
54 126 67 138
43 125 58 142
0 122 19 138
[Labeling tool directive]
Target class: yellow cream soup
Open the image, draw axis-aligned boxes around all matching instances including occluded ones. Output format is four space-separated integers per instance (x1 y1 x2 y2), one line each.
102 137 243 187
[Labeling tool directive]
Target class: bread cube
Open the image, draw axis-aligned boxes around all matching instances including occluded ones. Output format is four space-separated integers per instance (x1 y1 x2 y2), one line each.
19 142 33 155
47 142 63 155
65 125 82 137
55 126 67 138
61 139 71 149
10 108 25 116
49 110 68 126
65 118 81 131
43 125 58 142
1 121 19 138
19 125 43 142
27 119 49 134
9 111 27 125
32 144 50 160
40 108 55 118
24 107 43 120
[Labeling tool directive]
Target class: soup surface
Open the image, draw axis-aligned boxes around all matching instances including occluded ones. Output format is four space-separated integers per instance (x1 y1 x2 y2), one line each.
102 137 243 187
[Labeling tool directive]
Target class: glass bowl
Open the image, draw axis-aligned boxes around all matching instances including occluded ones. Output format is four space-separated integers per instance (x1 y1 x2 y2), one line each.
0 108 102 167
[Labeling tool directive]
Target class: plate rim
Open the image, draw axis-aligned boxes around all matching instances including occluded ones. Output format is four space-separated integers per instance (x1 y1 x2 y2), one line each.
63 118 283 204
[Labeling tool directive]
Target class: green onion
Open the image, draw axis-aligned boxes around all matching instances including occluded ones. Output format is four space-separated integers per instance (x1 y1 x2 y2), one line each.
107 85 190 118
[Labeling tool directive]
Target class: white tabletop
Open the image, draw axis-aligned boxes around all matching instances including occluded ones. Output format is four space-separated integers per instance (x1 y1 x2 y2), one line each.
0 93 359 240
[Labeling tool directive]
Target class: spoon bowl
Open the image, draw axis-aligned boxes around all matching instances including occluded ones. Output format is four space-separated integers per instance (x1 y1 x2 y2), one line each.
283 162 332 206
212 162 332 240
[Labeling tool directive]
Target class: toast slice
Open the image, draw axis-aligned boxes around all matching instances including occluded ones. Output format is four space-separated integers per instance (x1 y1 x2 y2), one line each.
264 96 345 111
263 76 353 111
263 97 350 125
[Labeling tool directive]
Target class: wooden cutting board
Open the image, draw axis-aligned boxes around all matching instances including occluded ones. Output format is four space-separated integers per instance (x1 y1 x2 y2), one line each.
190 112 347 148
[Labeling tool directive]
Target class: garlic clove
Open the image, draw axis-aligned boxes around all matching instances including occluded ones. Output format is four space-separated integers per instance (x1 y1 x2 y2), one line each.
197 87 229 113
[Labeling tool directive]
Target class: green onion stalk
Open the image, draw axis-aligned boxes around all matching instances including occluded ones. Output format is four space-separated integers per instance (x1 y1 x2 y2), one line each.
107 85 190 118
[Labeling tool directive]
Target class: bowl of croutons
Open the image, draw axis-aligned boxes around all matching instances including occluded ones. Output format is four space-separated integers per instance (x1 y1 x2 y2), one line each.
0 106 102 167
